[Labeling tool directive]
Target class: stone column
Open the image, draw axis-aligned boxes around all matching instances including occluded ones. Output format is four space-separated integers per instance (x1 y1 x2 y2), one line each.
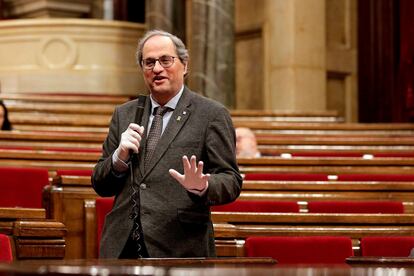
188 0 235 108
145 0 186 40
146 0 174 32
263 0 326 111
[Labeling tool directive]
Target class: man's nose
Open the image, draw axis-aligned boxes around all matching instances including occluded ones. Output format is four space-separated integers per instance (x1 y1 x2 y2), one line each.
152 60 164 72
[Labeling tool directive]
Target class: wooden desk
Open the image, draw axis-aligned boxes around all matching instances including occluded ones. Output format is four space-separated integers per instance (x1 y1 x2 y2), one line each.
15 257 276 267
1 259 414 275
347 256 414 267
45 176 99 259
0 207 66 260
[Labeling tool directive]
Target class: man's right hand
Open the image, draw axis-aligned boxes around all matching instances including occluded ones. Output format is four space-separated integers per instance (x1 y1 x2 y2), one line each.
115 123 145 162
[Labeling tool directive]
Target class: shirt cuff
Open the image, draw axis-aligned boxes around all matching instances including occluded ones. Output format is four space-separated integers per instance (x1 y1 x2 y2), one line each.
112 148 130 173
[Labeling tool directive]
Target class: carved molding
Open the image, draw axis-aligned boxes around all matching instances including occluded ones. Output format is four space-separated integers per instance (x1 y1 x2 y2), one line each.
3 0 93 18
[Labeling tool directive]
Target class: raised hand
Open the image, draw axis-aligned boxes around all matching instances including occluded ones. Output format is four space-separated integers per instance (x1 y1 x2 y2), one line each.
169 155 210 194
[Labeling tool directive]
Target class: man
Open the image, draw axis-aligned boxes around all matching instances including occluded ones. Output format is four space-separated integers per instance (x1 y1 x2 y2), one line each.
92 30 242 258
235 127 261 158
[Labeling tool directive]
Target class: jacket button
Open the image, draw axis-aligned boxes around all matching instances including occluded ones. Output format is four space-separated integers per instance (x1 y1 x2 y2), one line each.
140 183 146 190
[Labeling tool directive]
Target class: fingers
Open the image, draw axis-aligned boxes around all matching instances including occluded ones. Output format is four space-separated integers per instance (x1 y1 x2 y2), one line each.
173 156 209 193
118 124 145 160
182 155 191 174
127 123 144 142
129 123 145 135
190 155 197 174
121 131 139 153
196 160 204 178
169 169 184 183
182 155 204 175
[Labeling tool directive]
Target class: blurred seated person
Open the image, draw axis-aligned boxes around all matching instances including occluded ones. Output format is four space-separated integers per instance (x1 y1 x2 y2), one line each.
235 127 261 158
0 100 12 130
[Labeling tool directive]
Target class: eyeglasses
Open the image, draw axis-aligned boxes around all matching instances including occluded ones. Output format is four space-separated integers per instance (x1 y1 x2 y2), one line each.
141 55 177 70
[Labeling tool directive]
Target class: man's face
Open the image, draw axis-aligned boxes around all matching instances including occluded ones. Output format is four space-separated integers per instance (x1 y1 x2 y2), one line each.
141 35 187 104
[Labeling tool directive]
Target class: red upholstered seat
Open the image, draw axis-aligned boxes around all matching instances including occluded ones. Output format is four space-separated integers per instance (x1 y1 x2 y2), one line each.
56 169 93 176
244 173 329 181
96 197 114 256
0 234 13 263
211 200 299 212
337 174 414 181
360 236 414 257
245 236 354 265
307 201 404 214
0 167 49 208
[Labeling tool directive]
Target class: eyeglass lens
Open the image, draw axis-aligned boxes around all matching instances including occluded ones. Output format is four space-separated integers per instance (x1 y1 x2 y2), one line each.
143 56 175 69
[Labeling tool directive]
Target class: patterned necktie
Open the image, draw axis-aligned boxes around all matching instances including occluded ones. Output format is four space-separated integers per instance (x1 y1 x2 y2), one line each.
144 106 171 169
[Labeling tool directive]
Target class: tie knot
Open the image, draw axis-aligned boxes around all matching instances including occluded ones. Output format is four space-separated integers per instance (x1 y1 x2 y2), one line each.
153 106 171 116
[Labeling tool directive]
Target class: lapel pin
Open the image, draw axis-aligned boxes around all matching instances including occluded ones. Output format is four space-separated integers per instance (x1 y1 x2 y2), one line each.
183 111 187 115
177 116 181 121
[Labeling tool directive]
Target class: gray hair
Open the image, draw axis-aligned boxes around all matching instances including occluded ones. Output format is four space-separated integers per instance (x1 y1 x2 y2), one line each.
136 30 189 67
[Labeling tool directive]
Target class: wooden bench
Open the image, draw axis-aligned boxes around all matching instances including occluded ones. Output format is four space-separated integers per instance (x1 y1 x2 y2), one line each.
0 148 97 177
0 145 98 178
45 174 414 259
82 193 414 259
230 109 343 123
0 130 104 150
6 102 116 116
9 113 111 127
0 207 66 260
255 134 414 146
255 133 414 154
237 157 414 174
0 149 100 162
1 93 132 104
212 212 414 257
82 200 414 258
259 148 414 156
5 148 414 178
2 93 131 132
234 121 414 135
240 180 414 213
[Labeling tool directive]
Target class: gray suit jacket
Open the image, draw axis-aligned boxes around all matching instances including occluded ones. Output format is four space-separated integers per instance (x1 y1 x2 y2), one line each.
92 87 242 258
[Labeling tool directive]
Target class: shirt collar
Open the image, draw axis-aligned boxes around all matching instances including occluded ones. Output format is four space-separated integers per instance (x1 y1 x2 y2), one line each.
149 85 184 112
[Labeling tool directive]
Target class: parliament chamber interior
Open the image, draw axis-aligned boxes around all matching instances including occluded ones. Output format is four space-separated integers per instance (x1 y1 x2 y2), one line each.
0 0 414 275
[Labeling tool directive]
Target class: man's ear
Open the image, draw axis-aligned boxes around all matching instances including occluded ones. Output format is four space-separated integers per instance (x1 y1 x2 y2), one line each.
183 62 188 74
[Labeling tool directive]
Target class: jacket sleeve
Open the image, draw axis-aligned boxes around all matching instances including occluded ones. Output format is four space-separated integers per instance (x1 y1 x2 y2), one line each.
203 106 243 205
91 106 128 197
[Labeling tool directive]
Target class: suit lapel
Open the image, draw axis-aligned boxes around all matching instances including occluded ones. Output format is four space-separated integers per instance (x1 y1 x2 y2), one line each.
143 88 193 174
